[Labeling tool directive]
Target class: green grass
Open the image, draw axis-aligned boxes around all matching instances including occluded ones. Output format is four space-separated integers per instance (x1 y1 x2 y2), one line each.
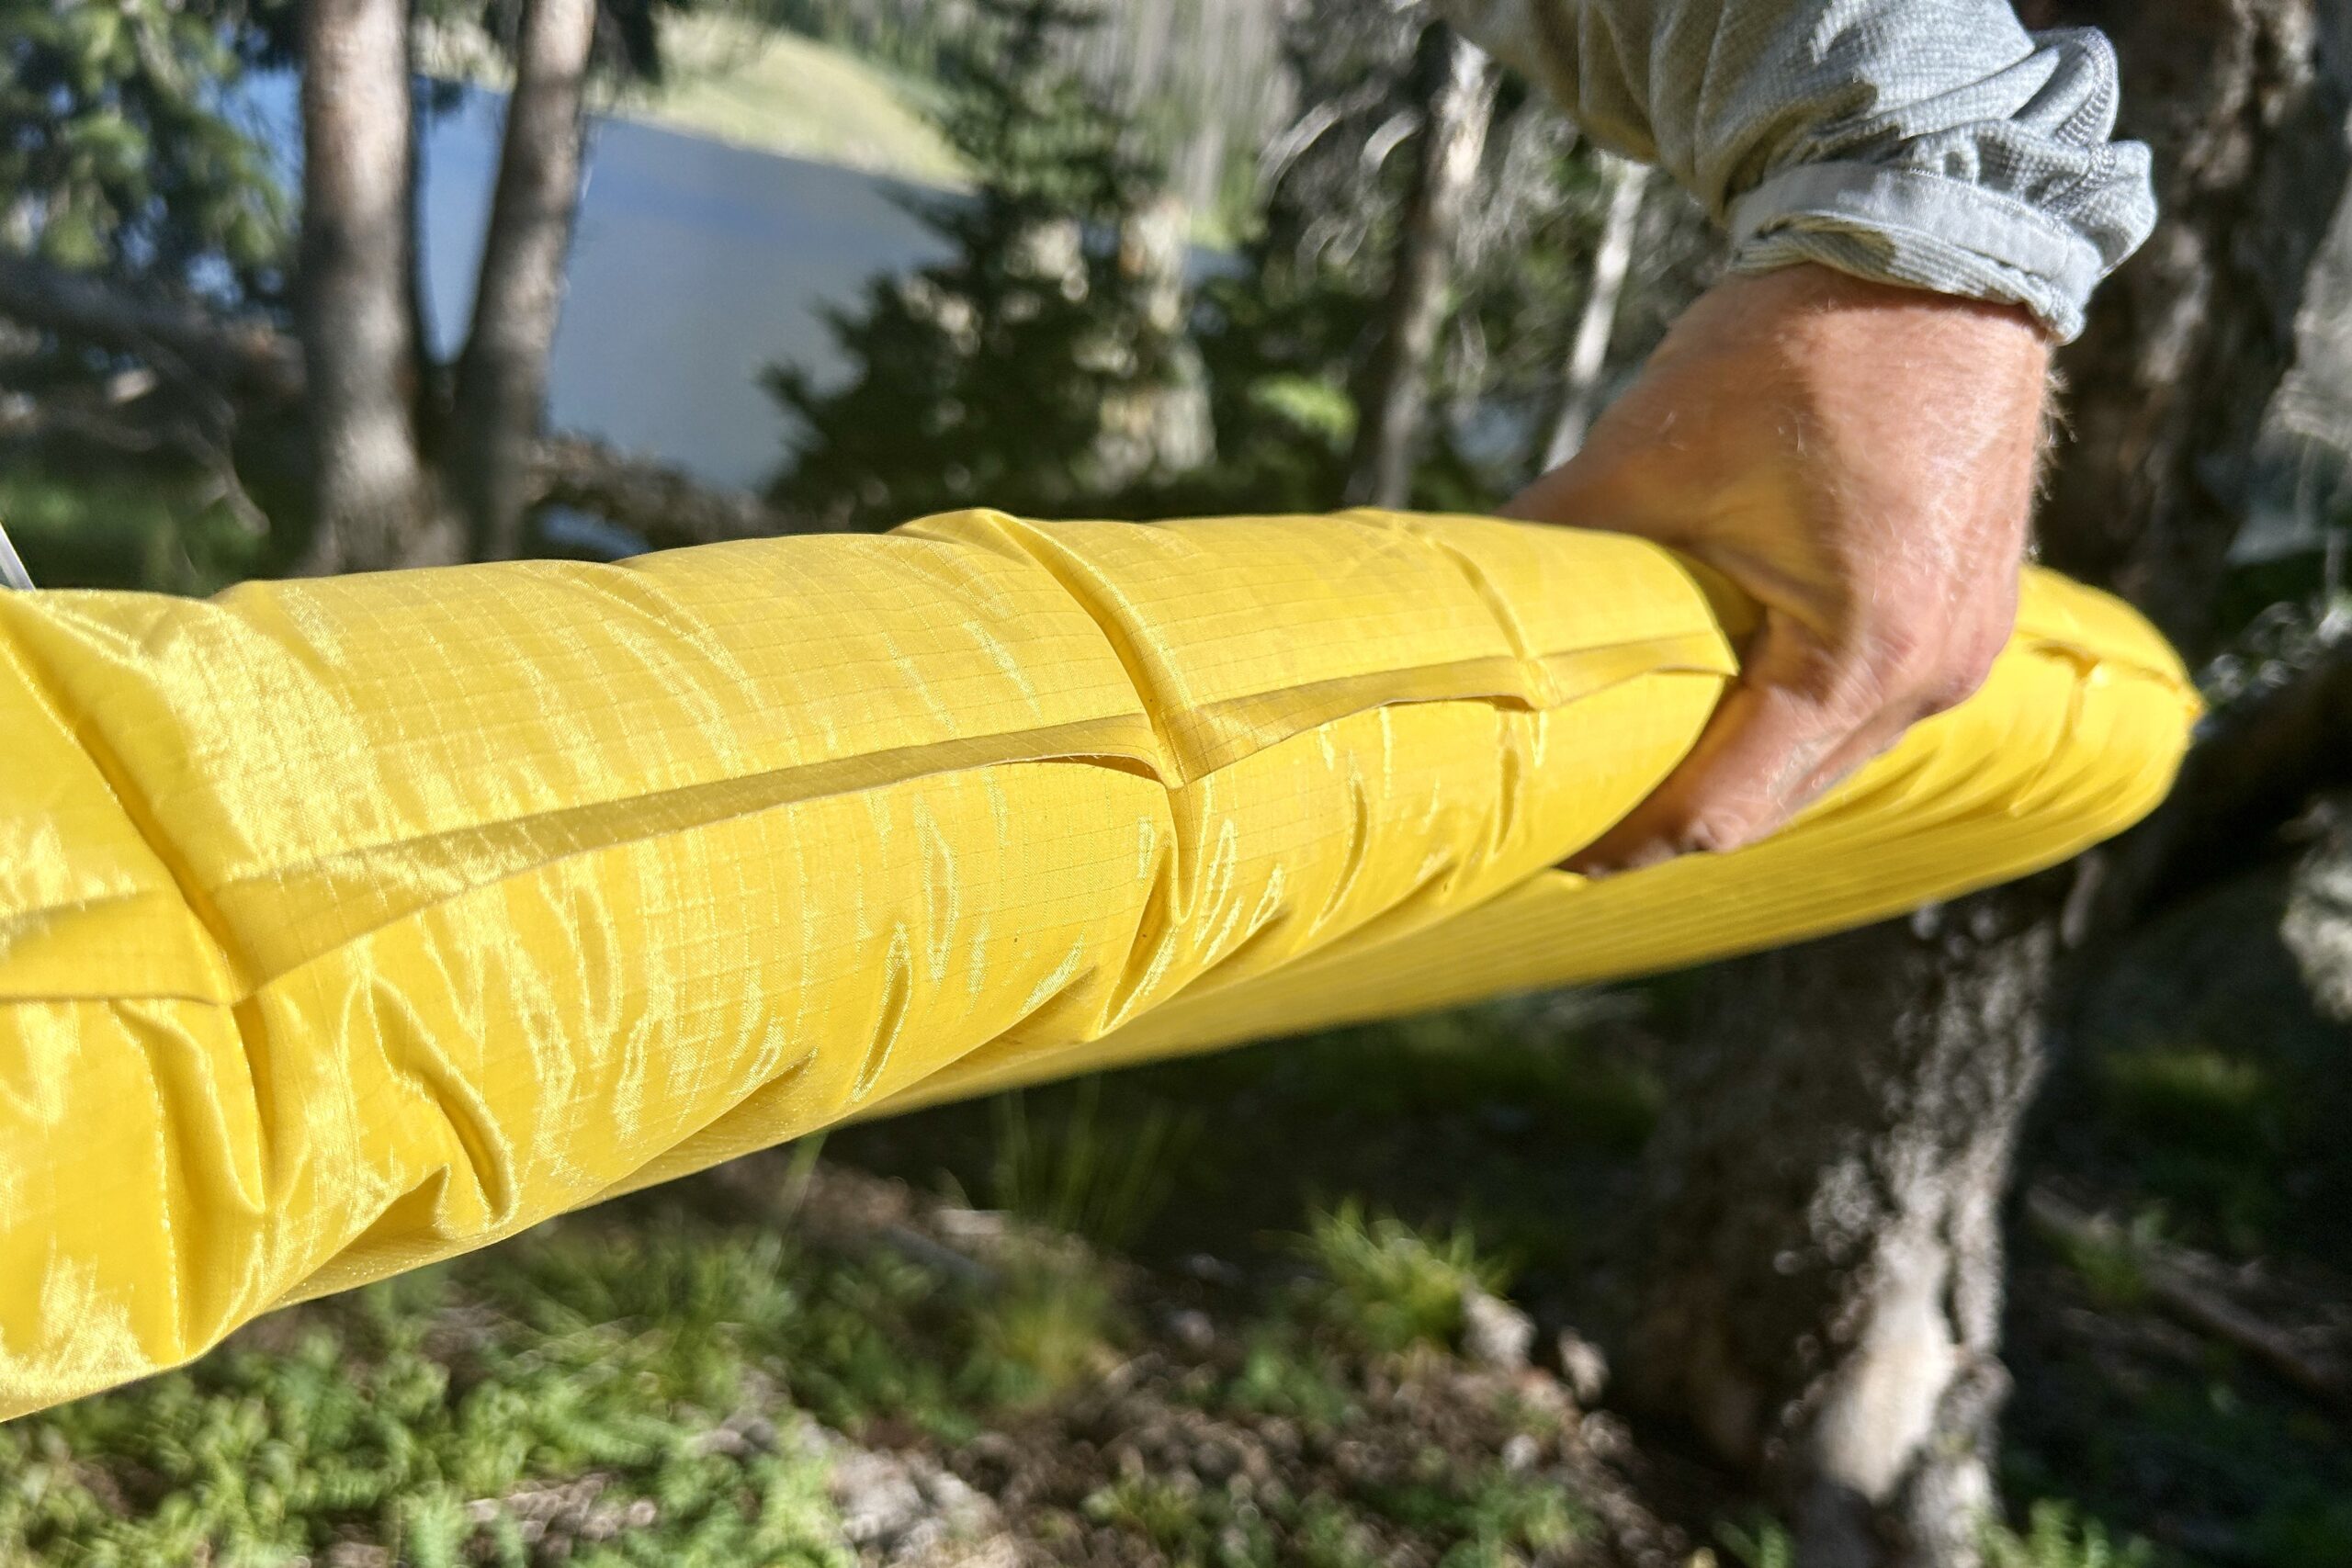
1297 1201 1513 1362
829 991 1664 1289
0 1231 860 1566
1257 1002 1664 1153
3 1169 2186 1568
0 457 268 592
1217 1330 1361 1431
984 1080 1194 1253
961 1257 1123 1410
2098 1044 2277 1160
1080 1457 1587 1568
1984 1502 2155 1568
2047 1204 2167 1313
1711 1505 2154 1568
418 10 966 185
0 1204 1082 1565
1714 1518 1794 1568
616 15 967 184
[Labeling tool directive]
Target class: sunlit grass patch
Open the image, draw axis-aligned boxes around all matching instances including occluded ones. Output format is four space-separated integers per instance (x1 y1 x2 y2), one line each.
1297 1201 1514 1362
2098 1043 2276 1157
963 1258 1123 1411
1983 1500 2154 1568
1361 1461 1588 1563
418 10 967 185
1711 1504 2153 1568
2045 1203 2166 1313
619 16 968 185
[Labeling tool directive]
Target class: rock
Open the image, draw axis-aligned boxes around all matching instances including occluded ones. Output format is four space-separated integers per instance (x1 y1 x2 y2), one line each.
1180 1253 1242 1286
1501 1432 1542 1472
831 1448 932 1549
1554 1327 1611 1405
813 1420 1015 1565
1461 1288 1536 1371
1165 1307 1216 1351
933 1206 1011 1248
1580 1410 1631 1461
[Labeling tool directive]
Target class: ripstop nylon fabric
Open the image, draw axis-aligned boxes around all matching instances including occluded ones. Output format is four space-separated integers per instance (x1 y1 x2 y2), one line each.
0 508 2195 1416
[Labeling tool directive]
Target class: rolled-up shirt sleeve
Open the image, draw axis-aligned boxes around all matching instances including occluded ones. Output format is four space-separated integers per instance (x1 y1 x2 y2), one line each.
1438 0 2154 340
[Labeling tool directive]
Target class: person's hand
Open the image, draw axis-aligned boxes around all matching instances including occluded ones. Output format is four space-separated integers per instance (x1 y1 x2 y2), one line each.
1505 262 2051 874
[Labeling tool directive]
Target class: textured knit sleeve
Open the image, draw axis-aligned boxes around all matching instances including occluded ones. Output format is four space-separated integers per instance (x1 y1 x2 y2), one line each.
1437 0 2154 339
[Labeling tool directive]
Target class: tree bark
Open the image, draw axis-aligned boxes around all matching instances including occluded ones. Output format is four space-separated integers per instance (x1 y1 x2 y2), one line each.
404 10 449 454
1095 193 1216 489
2033 0 2352 651
449 0 599 561
1342 24 1498 509
296 0 435 574
1540 152 1648 470
1622 6 2352 1564
1629 897 2057 1568
2282 792 2352 1024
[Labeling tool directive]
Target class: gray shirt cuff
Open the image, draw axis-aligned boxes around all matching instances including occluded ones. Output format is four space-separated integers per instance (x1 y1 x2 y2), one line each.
1727 162 2110 339
1436 2 2157 342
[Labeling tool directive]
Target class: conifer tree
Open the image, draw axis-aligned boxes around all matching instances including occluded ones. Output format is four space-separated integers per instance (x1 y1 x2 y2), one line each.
767 0 1178 531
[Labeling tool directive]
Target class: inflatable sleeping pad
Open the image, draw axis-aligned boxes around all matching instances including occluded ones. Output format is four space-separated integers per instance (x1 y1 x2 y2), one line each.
0 508 2196 1416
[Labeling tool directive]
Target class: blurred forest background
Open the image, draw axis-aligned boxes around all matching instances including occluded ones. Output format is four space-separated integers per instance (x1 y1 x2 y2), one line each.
5 0 2352 1564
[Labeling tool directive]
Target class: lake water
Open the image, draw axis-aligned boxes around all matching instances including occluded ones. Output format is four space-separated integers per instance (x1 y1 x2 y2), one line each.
245 74 953 493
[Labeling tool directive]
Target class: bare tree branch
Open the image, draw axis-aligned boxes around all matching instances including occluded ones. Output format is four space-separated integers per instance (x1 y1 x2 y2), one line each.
0 254 300 398
2068 632 2352 948
2027 1186 2352 1410
1541 153 1649 470
529 436 808 549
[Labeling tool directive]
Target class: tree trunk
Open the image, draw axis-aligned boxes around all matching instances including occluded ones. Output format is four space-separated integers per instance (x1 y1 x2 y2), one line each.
1629 896 2057 1568
2033 0 2352 650
2283 793 2352 1024
1096 193 1216 490
448 0 599 561
296 0 434 575
1540 152 1648 470
1343 24 1498 509
1622 5 2352 1563
405 10 449 454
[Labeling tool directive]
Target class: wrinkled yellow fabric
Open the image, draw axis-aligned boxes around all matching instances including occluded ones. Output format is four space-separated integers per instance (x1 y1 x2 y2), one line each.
0 508 2193 1417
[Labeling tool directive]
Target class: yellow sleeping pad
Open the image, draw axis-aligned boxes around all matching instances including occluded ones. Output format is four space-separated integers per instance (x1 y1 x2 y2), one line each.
0 509 2194 1417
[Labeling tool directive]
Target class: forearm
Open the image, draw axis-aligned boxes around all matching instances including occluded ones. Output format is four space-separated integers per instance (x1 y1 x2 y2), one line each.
1438 0 2154 340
